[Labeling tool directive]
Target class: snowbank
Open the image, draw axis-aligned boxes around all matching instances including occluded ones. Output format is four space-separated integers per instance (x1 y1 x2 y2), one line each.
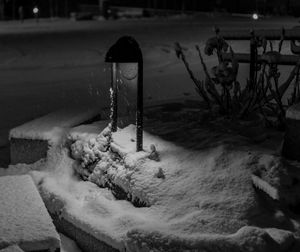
33 122 298 252
126 226 293 252
37 162 160 251
0 175 60 251
68 120 109 142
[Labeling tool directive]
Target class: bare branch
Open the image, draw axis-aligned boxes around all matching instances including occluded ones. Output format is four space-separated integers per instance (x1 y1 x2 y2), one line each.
195 45 223 107
175 42 211 108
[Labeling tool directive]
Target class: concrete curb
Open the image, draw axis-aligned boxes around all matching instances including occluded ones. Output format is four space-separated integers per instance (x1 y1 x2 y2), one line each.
51 213 119 252
10 138 48 165
39 186 120 252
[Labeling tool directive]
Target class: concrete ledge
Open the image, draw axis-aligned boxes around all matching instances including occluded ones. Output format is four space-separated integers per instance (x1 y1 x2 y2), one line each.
10 138 49 165
39 186 120 252
0 244 60 252
9 106 101 165
51 214 118 252
0 245 24 252
0 175 60 252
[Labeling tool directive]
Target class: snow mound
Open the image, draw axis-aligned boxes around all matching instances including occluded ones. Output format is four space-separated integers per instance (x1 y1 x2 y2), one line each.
68 120 109 142
0 175 60 251
0 159 46 177
61 124 297 251
126 226 293 252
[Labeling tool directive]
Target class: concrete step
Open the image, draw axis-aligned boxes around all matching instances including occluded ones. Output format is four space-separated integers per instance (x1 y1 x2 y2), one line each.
9 106 102 165
0 175 60 252
39 186 119 252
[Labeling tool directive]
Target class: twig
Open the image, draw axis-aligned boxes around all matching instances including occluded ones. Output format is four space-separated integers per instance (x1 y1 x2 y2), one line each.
195 44 223 107
175 42 211 108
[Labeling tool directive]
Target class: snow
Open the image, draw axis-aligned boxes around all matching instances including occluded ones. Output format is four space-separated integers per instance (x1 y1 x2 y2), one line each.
0 159 45 177
0 245 24 252
36 158 161 251
59 233 81 252
68 120 109 142
9 106 101 144
1 15 300 251
126 226 293 252
0 175 60 251
286 103 300 120
28 120 298 252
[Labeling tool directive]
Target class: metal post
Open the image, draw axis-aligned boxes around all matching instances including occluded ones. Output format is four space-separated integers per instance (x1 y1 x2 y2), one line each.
105 36 143 151
111 63 118 132
250 34 257 89
136 61 143 152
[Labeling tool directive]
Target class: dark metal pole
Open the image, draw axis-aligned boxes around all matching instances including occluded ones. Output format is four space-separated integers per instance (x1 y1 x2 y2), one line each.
250 34 257 89
105 36 143 150
111 63 118 132
136 61 143 152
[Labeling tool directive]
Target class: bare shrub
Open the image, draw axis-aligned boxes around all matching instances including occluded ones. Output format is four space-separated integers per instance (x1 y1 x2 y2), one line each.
175 27 300 129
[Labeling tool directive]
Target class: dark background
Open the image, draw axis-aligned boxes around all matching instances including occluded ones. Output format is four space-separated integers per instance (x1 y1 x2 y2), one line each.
2 0 300 20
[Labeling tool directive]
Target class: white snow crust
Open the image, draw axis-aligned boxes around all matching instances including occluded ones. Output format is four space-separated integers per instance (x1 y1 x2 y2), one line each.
0 245 24 252
27 123 297 252
1 15 300 252
286 103 300 120
0 175 60 251
9 106 101 144
68 120 109 142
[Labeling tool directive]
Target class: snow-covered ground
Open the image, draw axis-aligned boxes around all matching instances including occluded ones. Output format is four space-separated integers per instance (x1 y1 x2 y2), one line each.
2 98 300 251
13 114 299 252
1 14 300 251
